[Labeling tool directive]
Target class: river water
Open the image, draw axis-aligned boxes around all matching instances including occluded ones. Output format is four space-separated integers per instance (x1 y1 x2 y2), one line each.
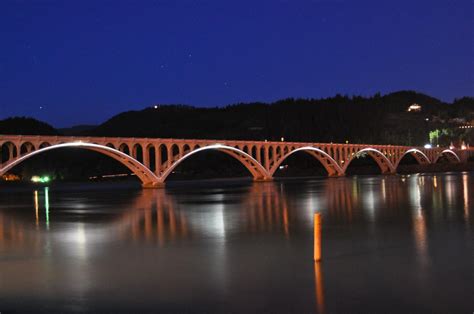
0 173 472 313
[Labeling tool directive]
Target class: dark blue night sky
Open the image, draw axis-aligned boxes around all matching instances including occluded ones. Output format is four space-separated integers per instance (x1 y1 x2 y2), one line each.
1 0 473 127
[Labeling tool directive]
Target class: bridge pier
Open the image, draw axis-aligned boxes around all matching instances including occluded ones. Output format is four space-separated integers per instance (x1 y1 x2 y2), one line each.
142 182 166 189
253 177 273 183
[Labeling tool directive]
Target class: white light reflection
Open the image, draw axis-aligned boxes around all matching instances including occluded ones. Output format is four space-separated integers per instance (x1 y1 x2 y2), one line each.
306 192 323 229
57 223 113 260
362 181 376 222
187 195 229 295
409 175 422 216
75 223 87 259
190 198 227 240
212 206 226 239
381 178 386 203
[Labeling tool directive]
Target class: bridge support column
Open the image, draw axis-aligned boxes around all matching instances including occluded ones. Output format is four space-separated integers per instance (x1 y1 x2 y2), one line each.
154 144 161 176
256 145 262 164
253 177 273 183
142 181 166 189
458 150 469 163
264 146 270 169
143 148 150 169
8 144 14 161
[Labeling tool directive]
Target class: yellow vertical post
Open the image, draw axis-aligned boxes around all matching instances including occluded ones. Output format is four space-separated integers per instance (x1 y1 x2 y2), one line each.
314 213 322 262
34 190 39 227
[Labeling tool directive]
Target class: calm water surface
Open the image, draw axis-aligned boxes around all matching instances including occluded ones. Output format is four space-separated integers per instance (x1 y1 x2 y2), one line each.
0 173 473 313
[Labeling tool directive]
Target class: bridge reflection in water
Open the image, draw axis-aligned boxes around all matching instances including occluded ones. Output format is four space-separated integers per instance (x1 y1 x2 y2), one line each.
1 174 471 251
0 173 472 313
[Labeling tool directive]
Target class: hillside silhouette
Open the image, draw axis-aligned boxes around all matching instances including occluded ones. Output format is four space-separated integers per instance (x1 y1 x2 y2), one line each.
0 117 58 135
85 91 473 146
1 91 473 147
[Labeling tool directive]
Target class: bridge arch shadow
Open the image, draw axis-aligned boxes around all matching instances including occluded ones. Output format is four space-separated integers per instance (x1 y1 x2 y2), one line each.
270 147 343 177
344 148 395 175
433 149 460 163
159 144 270 183
0 142 160 187
395 149 431 170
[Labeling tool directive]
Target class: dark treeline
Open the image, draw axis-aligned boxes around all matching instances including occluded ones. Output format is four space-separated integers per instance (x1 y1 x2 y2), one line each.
1 91 473 146
0 117 58 135
84 91 474 146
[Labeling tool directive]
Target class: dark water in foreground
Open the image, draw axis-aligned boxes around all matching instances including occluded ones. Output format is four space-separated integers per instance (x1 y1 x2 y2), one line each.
0 173 473 313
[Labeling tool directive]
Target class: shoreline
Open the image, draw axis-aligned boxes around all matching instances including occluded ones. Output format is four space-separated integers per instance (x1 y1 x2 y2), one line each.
2 162 473 189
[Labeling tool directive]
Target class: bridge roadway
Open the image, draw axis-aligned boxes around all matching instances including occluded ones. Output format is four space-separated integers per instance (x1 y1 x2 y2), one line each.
0 135 472 188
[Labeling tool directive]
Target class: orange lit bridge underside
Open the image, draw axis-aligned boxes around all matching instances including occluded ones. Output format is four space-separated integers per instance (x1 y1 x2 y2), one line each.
0 135 472 188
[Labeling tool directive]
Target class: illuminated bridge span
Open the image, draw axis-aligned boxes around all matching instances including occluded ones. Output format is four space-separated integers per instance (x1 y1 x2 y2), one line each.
0 135 472 188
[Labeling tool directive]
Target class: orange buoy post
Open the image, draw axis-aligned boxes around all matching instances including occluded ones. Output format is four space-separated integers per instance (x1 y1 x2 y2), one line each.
314 213 322 262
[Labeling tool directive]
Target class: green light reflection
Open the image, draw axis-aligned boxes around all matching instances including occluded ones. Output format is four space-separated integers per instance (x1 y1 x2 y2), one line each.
45 187 50 229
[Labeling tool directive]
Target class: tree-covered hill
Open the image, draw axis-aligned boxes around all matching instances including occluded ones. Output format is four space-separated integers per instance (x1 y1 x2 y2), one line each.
1 91 473 146
85 91 473 146
0 117 58 135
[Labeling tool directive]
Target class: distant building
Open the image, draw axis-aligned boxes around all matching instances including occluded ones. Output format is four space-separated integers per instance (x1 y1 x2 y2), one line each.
449 117 466 124
407 103 421 112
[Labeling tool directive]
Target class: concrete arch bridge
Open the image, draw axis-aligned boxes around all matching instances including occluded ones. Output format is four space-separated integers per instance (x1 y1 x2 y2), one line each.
1 135 472 188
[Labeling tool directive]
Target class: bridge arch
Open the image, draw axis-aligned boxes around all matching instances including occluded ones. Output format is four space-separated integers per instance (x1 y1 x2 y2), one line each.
0 142 160 187
433 149 460 163
269 146 344 177
395 148 431 169
344 148 395 174
158 144 270 183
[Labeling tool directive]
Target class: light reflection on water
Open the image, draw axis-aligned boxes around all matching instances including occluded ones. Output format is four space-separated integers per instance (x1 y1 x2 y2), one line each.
0 173 472 313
